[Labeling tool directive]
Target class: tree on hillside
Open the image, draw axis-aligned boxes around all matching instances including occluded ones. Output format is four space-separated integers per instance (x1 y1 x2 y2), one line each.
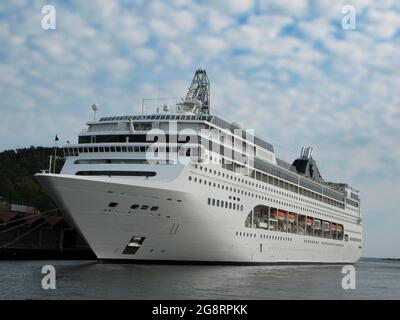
0 146 65 211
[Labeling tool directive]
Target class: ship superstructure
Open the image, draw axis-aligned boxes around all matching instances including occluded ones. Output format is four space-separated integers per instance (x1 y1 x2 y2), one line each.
35 70 362 264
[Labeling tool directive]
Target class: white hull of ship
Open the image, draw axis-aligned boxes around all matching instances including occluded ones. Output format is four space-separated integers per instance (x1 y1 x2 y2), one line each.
36 173 362 264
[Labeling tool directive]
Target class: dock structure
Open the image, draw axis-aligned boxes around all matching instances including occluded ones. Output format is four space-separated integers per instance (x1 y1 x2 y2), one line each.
0 198 95 259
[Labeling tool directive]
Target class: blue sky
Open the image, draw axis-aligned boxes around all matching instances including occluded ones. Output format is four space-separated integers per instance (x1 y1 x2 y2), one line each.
0 0 399 257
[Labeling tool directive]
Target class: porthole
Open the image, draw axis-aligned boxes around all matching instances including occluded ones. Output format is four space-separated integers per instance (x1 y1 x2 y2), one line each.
130 204 139 209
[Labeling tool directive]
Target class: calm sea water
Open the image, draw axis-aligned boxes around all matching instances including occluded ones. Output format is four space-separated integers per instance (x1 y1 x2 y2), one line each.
0 258 398 299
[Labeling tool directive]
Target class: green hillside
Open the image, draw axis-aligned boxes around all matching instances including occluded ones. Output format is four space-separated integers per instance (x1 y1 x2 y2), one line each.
0 147 64 211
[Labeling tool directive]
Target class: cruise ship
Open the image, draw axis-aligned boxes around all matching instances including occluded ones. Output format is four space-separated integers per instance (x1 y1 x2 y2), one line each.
35 70 362 264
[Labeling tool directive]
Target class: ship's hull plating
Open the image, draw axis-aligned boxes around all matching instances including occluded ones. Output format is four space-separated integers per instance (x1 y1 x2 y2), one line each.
36 174 362 264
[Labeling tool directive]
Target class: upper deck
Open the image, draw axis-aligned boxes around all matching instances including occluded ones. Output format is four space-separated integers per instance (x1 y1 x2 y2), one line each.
61 110 360 212
81 113 274 153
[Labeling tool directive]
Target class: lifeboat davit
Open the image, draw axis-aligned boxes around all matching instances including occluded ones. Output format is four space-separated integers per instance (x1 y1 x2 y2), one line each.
312 219 321 229
287 213 296 223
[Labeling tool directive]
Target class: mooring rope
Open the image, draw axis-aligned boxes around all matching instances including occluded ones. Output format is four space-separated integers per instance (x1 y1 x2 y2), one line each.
0 208 59 226
0 210 59 234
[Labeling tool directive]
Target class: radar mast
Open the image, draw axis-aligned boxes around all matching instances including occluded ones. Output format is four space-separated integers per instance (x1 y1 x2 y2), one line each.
180 69 210 114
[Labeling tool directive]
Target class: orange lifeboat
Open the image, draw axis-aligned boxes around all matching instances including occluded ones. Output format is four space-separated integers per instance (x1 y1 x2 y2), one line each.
331 223 337 231
278 210 286 221
270 209 278 220
287 213 296 223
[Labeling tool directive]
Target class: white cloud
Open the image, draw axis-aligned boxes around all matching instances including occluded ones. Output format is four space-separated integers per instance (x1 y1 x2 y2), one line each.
298 18 335 40
164 43 192 67
218 0 255 15
364 9 400 39
195 35 228 56
258 0 309 17
206 9 235 32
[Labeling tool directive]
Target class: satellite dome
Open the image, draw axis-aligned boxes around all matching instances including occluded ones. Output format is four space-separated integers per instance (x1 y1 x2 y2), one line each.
232 121 243 129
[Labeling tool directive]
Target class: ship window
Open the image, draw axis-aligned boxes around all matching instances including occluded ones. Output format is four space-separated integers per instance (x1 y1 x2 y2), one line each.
150 206 159 211
116 146 122 152
141 205 149 210
212 199 215 206
208 198 211 205
216 200 220 207
131 204 139 209
108 202 118 208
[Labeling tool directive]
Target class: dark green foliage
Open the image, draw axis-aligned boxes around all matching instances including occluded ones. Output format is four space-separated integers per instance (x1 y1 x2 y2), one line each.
0 146 65 211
